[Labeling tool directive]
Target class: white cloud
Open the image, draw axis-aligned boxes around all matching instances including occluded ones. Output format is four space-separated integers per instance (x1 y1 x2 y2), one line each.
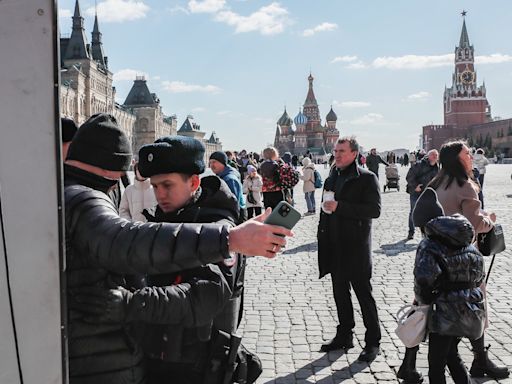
303 22 338 37
113 68 148 81
334 101 371 108
162 81 221 94
86 0 149 23
347 61 368 69
191 107 206 112
330 55 358 64
476 54 512 64
214 2 290 35
188 0 226 13
350 113 383 125
372 54 453 70
59 8 72 18
406 91 431 101
168 5 190 14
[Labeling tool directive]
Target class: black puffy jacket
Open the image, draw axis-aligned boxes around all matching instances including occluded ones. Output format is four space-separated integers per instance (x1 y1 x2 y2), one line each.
414 214 486 340
64 166 233 384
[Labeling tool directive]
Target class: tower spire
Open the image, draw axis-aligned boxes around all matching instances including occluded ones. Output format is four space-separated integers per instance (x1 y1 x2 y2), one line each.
91 6 107 67
459 11 470 48
64 0 90 60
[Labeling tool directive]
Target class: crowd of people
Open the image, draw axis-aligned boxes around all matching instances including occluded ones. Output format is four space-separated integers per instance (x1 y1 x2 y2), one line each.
59 113 507 384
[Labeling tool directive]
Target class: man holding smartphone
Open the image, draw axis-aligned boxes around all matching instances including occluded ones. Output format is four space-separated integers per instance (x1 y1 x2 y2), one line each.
317 136 382 362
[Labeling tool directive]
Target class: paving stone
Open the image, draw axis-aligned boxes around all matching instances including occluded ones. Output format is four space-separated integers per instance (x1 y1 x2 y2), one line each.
239 165 512 383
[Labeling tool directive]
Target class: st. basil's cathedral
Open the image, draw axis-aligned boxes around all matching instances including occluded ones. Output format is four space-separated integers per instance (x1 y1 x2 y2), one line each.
274 74 340 159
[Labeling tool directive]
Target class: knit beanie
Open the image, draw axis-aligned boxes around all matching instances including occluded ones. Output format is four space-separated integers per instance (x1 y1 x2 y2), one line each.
138 136 205 177
247 165 257 174
67 113 132 171
282 152 292 164
412 187 445 228
209 151 228 166
302 157 311 166
61 117 78 143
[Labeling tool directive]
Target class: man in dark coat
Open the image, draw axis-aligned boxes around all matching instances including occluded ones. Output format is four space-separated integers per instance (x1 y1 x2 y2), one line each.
64 113 290 384
365 148 388 178
317 136 382 362
405 149 439 239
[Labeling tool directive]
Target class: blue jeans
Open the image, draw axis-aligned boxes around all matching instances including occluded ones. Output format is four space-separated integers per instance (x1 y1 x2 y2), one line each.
305 191 316 212
408 193 419 234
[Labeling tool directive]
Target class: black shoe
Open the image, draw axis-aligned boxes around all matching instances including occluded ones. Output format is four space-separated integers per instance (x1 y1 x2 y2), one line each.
470 347 510 379
320 335 354 352
397 367 423 383
407 232 414 240
358 345 380 362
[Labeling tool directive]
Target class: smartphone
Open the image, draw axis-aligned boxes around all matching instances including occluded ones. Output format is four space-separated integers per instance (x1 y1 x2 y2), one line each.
264 201 301 230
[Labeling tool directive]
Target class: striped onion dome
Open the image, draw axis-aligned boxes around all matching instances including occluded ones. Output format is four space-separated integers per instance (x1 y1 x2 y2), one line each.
277 109 293 126
294 109 308 126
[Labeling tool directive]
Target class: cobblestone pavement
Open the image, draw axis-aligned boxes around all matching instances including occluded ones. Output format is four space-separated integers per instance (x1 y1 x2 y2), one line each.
238 164 512 384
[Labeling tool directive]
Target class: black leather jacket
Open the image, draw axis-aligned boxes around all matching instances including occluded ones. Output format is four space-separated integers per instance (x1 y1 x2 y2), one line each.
406 157 439 195
414 214 486 340
64 166 232 384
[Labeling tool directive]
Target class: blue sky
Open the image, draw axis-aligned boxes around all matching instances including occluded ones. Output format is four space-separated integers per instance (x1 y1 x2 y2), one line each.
58 0 512 152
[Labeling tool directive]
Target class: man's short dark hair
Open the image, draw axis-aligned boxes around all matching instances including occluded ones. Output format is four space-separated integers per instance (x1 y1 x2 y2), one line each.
337 136 359 152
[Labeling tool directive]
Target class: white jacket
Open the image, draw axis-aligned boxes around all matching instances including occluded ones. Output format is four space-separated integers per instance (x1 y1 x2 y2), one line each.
472 153 489 174
119 178 157 222
300 158 316 193
242 175 263 208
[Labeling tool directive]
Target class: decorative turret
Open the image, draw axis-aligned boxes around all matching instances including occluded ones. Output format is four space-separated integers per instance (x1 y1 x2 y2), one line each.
326 106 337 122
294 108 308 128
208 131 220 144
277 108 293 127
303 73 321 128
64 0 90 60
124 76 158 106
91 12 107 68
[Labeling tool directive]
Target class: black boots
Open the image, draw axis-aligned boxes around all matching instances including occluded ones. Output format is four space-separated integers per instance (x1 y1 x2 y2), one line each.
397 346 423 383
470 336 510 379
320 331 354 353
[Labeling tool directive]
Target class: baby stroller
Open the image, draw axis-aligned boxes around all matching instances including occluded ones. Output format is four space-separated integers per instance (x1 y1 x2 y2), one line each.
384 163 400 192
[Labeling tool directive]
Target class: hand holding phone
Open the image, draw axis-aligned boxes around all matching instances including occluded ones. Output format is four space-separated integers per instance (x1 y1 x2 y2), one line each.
264 201 301 231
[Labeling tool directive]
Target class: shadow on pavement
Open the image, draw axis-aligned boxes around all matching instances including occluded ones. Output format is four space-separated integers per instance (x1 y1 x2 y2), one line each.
282 241 318 255
263 351 371 384
375 239 417 257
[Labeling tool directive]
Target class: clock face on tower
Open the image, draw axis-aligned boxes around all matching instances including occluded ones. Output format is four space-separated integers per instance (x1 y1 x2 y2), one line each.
460 70 475 84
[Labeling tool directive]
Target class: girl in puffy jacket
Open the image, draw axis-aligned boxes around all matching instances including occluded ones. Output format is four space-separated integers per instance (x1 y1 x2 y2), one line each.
416 217 485 382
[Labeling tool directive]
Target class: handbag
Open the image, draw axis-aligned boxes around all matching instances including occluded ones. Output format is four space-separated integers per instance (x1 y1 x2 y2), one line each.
247 191 256 205
395 304 430 348
477 224 506 256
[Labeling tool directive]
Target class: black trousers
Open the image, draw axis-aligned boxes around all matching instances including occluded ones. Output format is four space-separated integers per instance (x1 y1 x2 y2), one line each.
247 207 262 219
428 333 471 384
263 191 284 210
330 269 381 346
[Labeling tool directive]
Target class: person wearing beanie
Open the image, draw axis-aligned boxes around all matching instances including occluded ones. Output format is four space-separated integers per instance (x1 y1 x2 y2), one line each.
300 157 316 215
61 117 78 159
64 115 290 384
209 151 247 222
243 164 263 219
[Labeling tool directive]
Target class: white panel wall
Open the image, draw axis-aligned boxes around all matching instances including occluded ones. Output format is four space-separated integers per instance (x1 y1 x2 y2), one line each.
0 1 65 383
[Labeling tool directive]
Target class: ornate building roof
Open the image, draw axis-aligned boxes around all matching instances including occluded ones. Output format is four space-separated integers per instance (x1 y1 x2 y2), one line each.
63 0 90 61
294 109 308 126
124 77 158 106
326 106 337 122
178 115 201 132
277 108 293 126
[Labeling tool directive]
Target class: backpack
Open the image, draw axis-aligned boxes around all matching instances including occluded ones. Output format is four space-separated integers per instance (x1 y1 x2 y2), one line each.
278 163 300 189
313 169 323 189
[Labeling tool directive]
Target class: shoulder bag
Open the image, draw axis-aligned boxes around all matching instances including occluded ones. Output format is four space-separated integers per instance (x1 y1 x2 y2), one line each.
395 304 430 348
